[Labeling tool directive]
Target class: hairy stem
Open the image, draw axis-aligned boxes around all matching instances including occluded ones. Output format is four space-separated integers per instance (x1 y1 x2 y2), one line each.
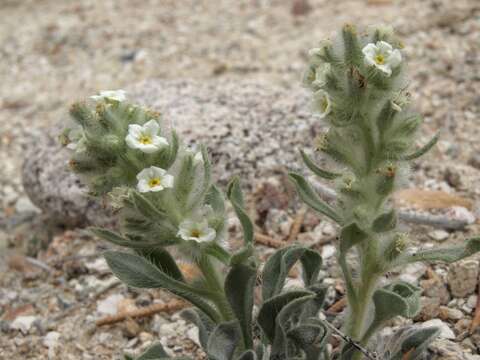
346 272 378 340
197 255 234 322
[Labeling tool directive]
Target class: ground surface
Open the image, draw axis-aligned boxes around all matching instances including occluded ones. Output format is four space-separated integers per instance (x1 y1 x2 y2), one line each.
0 0 479 359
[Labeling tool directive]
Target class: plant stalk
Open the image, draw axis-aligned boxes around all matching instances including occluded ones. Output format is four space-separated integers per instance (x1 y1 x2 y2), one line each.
197 254 234 322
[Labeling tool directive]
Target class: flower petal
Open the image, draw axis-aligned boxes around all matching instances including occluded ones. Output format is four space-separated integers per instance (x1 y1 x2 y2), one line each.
149 184 165 192
362 43 378 58
200 227 217 242
152 136 169 148
128 124 143 137
136 168 150 181
125 134 139 150
376 41 393 53
151 166 167 176
143 120 160 135
388 49 402 68
377 64 392 76
137 179 151 192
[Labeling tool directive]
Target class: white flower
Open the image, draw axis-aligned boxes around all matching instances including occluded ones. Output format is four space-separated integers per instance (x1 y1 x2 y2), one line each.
177 219 216 243
313 89 331 118
136 166 174 193
90 90 127 102
362 41 402 77
125 120 169 153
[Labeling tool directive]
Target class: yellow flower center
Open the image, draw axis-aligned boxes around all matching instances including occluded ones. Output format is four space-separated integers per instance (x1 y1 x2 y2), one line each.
139 134 152 144
148 178 161 188
190 229 201 238
375 54 385 65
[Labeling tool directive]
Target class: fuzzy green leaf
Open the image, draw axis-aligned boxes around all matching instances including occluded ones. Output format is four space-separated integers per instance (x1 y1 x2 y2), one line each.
104 251 221 322
300 150 341 180
207 321 241 360
339 222 368 254
136 343 170 359
373 282 421 323
399 237 480 264
130 191 168 220
396 326 440 360
203 242 231 265
199 145 212 191
136 248 184 281
376 101 397 136
372 209 397 233
299 249 323 287
205 185 226 215
271 294 317 358
227 176 245 208
92 228 160 249
225 264 257 349
257 290 313 343
70 102 95 128
174 154 195 208
165 130 179 168
229 244 255 266
262 245 322 301
236 350 257 360
289 173 342 224
342 24 362 67
227 178 254 245
378 325 440 360
286 320 329 360
301 284 329 319
401 133 438 161
189 145 213 210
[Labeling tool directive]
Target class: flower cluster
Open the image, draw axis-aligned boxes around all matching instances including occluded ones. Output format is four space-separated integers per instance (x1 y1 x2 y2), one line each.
63 90 221 251
303 29 404 121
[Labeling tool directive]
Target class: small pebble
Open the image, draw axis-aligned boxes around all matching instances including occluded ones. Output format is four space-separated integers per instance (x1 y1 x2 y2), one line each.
428 229 449 242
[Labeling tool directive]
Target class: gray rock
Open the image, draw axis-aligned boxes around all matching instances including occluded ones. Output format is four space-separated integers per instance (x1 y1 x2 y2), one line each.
14 196 40 214
22 80 316 226
429 229 450 242
421 319 455 340
447 260 479 298
439 306 464 321
10 315 38 335
22 125 113 227
415 296 440 321
430 338 480 360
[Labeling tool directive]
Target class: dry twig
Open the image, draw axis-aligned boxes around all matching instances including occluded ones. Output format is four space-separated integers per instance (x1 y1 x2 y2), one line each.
254 232 285 248
96 299 187 326
326 297 347 314
24 256 53 273
287 206 307 243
